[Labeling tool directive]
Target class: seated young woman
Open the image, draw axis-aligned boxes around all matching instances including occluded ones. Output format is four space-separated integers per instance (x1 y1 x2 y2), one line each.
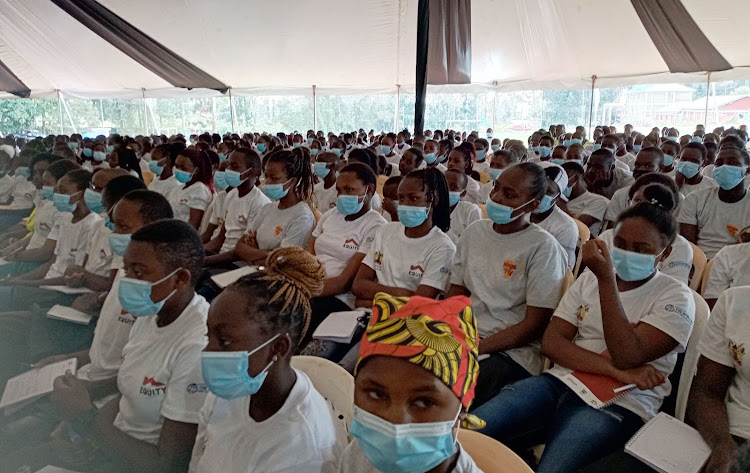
169 148 214 230
472 199 695 473
447 162 569 409
339 292 484 473
189 247 347 473
3 220 212 473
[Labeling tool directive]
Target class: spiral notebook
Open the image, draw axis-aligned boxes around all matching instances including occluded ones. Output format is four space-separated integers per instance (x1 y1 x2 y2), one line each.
553 350 637 409
625 412 711 473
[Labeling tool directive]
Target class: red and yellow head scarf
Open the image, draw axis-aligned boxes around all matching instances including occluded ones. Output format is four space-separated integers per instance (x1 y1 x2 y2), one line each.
355 292 484 429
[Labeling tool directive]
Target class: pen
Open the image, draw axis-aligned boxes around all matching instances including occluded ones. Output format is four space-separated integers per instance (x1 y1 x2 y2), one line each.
613 383 637 393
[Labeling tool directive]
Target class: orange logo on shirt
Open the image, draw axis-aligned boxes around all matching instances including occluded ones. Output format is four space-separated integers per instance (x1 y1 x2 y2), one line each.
578 305 590 322
728 225 739 237
503 260 517 278
274 225 283 236
730 341 745 366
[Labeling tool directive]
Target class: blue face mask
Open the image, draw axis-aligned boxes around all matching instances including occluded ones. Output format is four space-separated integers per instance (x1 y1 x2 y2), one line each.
91 151 105 162
593 143 602 151
173 169 193 183
201 333 281 400
293 142 302 148
678 161 701 179
538 146 551 158
104 214 115 231
533 194 558 214
307 138 314 145
108 233 131 257
106 145 114 153
562 139 571 148
84 188 106 214
633 145 643 153
692 136 703 143
663 154 675 167
310 148 319 156
256 143 267 153
665 136 678 142
82 148 93 158
398 205 429 228
337 194 366 216
604 146 617 155
264 179 291 200
485 198 533 225
491 144 501 152
16 167 31 179
330 148 343 157
570 138 583 146
379 145 392 155
149 161 164 176
314 162 331 179
448 191 462 207
563 185 574 199
118 267 181 317
69 142 79 150
42 186 54 201
487 167 503 181
346 144 353 150
350 406 460 473
53 192 80 213
218 152 227 161
552 158 565 166
569 159 584 167
713 165 746 190
213 171 229 191
475 150 486 161
611 247 662 282
224 169 248 188
424 153 437 165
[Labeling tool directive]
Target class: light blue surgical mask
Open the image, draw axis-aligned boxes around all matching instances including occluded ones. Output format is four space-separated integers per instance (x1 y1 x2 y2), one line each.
611 247 662 282
264 179 291 200
106 145 114 153
307 138 314 145
692 136 703 143
293 142 302 148
149 161 164 176
346 144 353 150
213 171 229 191
593 143 602 151
663 154 675 167
563 139 571 148
16 167 31 179
330 148 343 157
53 192 80 213
42 186 54 201
448 191 462 207
92 151 106 162
398 204 429 228
256 143 266 153
665 136 678 142
633 145 643 153
104 214 115 231
224 169 247 188
538 146 551 158
201 333 281 399
533 193 558 214
173 169 193 183
485 198 533 225
218 152 227 161
379 145 391 155
118 267 181 317
350 406 461 473
108 233 131 257
84 188 105 214
487 167 503 181
713 165 745 190
337 194 365 215
570 138 583 146
310 148 319 156
569 158 584 167
82 148 93 158
678 161 701 179
491 144 501 151
69 142 79 150
552 158 565 166
424 152 437 165
604 146 617 155
314 162 331 179
475 150 486 161
563 185 574 199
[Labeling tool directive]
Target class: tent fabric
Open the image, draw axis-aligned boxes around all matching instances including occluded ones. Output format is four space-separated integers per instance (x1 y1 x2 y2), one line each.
427 0 472 85
0 57 30 98
0 0 748 99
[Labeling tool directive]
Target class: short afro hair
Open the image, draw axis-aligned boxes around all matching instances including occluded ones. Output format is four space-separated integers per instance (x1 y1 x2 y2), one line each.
130 219 205 284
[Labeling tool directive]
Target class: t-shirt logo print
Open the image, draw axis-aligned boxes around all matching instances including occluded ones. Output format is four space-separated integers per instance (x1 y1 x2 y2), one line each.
503 260 517 278
728 224 739 238
374 251 383 268
409 265 425 278
142 377 165 387
274 225 283 236
343 238 359 250
730 341 745 366
140 376 166 396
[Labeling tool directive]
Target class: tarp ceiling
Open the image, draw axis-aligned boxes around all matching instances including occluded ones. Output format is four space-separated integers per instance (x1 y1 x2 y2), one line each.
1 0 749 99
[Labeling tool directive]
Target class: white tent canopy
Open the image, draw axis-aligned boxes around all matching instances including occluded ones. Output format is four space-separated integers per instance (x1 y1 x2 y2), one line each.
1 0 749 99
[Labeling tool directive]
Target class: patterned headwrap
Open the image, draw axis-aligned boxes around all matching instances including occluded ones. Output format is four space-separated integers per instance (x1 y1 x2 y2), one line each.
355 292 485 429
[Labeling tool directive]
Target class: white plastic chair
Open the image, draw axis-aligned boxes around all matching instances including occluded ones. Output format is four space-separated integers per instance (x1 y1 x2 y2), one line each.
458 430 534 473
674 290 710 421
291 355 354 433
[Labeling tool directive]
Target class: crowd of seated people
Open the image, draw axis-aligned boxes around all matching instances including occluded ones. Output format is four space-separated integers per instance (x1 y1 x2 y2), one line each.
0 122 748 473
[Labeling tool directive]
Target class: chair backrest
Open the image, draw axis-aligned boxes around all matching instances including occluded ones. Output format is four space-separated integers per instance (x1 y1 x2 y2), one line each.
674 290 710 421
700 258 714 296
458 430 534 473
561 268 575 297
478 203 488 219
291 355 354 433
572 218 590 277
688 242 707 292
376 175 389 197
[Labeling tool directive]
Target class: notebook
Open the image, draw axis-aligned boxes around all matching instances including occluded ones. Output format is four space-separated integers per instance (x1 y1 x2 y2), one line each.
210 266 260 289
0 358 77 410
625 412 711 473
40 285 94 295
312 310 367 344
553 350 637 409
46 304 93 325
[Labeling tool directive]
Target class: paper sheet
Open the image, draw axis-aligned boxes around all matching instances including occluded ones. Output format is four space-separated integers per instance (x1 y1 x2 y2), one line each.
40 285 94 295
313 310 366 343
210 266 259 288
35 467 82 473
46 304 93 325
0 358 77 409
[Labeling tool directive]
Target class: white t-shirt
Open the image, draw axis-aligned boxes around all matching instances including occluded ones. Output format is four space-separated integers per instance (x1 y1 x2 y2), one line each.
699 287 750 439
77 269 136 382
604 185 631 224
451 221 568 375
566 191 609 236
536 206 579 268
220 187 271 253
189 370 347 473
599 168 635 200
313 209 386 308
446 201 482 244
207 190 227 228
680 175 718 196
27 200 63 249
617 152 636 171
149 175 182 202
478 182 493 205
171 182 213 223
314 181 339 213
45 212 102 279
113 294 210 444
83 221 114 277
464 177 481 204
338 441 482 473
703 242 750 299
473 160 490 174
598 229 693 286
250 201 316 250
9 175 35 210
547 271 695 421
677 188 750 259
0 174 14 203
363 223 456 293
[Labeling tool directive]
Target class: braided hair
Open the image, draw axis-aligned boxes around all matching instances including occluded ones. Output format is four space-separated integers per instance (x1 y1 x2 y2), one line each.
267 150 315 202
230 247 326 346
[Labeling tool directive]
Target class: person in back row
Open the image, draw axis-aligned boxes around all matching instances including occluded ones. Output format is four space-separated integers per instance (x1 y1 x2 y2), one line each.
603 147 664 229
560 161 609 236
675 141 718 196
313 151 342 212
448 162 569 408
477 150 519 204
447 143 481 204
148 142 185 201
473 200 695 473
585 148 635 200
444 169 482 244
170 148 214 230
530 162 578 268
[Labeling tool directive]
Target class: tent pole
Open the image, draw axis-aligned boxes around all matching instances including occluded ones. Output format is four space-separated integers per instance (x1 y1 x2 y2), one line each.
57 90 64 135
414 0 429 134
704 72 712 125
312 85 317 132
492 82 497 130
61 95 77 134
142 88 148 135
394 85 401 133
228 87 237 133
588 75 596 140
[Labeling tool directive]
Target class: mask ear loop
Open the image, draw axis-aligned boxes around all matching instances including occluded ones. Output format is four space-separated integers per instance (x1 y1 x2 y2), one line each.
451 406 463 446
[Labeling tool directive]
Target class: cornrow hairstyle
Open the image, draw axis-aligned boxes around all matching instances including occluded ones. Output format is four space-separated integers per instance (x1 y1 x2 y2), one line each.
130 219 205 283
229 246 326 346
616 199 677 247
516 162 548 201
452 143 474 175
404 168 451 233
292 145 311 165
267 150 315 202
